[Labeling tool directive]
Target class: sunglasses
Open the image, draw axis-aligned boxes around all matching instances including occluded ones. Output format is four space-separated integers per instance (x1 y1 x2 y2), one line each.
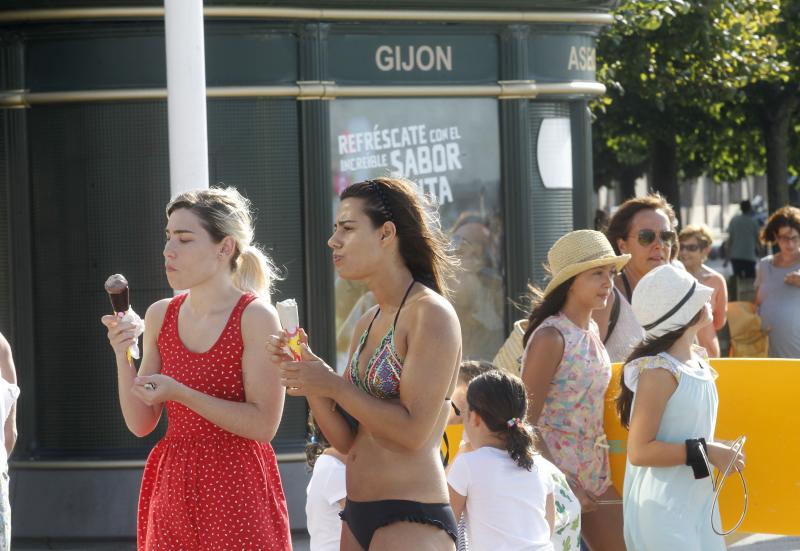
680 243 702 252
450 401 461 416
631 229 676 247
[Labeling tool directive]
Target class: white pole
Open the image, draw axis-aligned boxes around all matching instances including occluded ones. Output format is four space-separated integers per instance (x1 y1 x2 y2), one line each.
164 0 209 198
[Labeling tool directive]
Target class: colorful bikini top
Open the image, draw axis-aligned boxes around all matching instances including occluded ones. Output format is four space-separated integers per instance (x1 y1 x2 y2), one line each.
346 280 415 400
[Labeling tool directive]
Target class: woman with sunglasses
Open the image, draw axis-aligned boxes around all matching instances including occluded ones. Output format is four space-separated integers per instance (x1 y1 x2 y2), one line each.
755 206 800 358
595 193 679 363
679 225 728 357
521 230 630 551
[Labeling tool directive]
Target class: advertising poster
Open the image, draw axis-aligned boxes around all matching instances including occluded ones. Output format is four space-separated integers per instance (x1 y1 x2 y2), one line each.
330 98 504 371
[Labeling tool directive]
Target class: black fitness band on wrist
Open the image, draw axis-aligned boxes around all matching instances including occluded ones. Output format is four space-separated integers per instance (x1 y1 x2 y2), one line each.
685 437 711 479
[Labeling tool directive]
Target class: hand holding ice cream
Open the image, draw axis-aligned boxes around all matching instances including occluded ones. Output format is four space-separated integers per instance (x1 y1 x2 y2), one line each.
103 273 145 362
276 299 303 361
269 299 337 396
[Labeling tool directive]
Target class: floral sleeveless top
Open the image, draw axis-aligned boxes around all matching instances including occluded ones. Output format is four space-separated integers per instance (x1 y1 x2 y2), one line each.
523 313 613 495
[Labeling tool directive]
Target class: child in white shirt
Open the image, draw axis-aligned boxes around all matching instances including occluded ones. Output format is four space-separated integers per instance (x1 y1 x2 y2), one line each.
448 370 555 551
305 419 346 551
448 362 580 550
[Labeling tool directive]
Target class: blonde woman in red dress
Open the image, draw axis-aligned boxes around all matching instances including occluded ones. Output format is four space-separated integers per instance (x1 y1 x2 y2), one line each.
102 187 291 550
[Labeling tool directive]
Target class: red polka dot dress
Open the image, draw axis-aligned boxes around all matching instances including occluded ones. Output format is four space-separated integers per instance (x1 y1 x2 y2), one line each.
138 293 292 550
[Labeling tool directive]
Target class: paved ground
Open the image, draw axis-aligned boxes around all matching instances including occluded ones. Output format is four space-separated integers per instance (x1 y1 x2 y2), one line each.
14 532 311 550
729 534 800 550
14 533 800 550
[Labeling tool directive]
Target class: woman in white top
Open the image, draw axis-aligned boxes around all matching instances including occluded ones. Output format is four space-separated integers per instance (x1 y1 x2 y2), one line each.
0 333 20 551
595 194 679 362
448 370 555 551
306 419 347 551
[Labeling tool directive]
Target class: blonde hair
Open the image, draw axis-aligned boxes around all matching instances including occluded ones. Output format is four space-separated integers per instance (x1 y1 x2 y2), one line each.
679 224 713 250
167 187 279 297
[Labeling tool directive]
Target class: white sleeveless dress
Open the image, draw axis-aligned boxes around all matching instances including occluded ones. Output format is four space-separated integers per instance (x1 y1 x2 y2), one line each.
622 350 725 551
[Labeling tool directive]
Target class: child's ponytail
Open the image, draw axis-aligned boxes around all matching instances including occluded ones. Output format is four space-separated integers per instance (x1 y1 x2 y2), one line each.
505 418 536 471
466 370 538 471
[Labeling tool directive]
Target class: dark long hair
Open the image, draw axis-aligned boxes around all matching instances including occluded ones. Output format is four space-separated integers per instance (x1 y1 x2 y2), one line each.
340 177 457 298
305 414 329 470
521 278 575 348
616 309 704 429
467 371 537 471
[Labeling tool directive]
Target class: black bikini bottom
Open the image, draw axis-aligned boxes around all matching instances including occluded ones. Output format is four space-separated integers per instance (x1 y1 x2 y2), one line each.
340 498 458 550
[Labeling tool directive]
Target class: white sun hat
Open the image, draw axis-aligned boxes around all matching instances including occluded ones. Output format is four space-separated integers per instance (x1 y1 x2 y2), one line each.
632 264 714 339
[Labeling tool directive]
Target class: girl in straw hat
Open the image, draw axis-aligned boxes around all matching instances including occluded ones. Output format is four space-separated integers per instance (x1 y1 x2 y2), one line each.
617 264 745 551
521 230 629 551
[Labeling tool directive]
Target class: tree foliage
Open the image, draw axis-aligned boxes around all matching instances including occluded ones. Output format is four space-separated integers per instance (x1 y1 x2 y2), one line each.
593 0 796 213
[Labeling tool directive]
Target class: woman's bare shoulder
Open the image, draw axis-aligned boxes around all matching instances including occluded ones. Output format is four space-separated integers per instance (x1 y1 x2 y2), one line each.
240 297 280 332
529 325 564 350
143 298 173 336
412 286 458 320
0 333 9 356
145 298 172 321
0 333 15 382
701 265 727 289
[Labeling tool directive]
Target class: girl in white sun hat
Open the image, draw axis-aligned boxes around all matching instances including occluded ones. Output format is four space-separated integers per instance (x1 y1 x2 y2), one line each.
617 264 745 551
521 229 630 551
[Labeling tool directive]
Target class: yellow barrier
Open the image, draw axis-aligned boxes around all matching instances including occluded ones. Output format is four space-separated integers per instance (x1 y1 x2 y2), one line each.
605 358 800 536
443 359 797 535
442 424 465 463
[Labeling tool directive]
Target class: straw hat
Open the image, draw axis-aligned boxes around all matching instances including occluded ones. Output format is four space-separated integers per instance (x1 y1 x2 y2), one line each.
544 230 631 296
632 264 714 339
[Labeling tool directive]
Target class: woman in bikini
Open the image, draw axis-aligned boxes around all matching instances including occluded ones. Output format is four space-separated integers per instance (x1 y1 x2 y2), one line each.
269 177 462 551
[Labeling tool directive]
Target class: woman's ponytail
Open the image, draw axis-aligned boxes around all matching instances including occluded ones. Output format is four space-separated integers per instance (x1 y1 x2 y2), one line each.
167 186 282 299
233 245 279 298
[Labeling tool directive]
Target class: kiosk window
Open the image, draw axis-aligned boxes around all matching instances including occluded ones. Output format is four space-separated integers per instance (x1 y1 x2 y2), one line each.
330 98 504 368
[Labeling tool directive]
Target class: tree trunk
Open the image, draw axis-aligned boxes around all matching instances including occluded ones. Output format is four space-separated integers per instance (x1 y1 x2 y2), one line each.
649 134 681 226
617 165 639 201
763 91 799 213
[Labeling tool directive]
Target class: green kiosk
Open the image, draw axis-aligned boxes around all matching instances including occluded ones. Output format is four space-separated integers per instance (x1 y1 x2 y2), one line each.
0 0 614 538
